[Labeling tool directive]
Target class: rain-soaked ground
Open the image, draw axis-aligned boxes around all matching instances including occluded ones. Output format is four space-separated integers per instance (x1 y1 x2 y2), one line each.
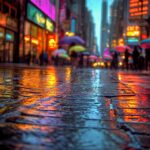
0 65 150 150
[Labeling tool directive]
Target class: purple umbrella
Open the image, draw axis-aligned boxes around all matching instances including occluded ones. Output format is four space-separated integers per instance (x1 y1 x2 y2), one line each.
59 36 85 45
103 48 113 60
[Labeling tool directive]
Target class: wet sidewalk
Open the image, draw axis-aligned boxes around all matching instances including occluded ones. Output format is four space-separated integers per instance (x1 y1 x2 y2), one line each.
0 65 150 150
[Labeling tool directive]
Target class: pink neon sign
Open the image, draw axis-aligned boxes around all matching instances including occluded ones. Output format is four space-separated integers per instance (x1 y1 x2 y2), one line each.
30 0 56 21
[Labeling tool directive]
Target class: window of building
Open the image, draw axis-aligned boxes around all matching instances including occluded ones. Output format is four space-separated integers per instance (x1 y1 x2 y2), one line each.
66 8 71 19
10 9 16 18
3 4 9 14
0 2 2 11
6 0 13 4
50 0 55 5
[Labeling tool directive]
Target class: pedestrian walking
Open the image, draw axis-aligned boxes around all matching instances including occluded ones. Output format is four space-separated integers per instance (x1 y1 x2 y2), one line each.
132 46 140 70
70 51 78 68
26 51 31 65
111 51 119 69
43 51 48 65
139 48 145 70
145 48 150 70
128 56 133 69
39 51 44 66
124 49 130 70
79 53 84 67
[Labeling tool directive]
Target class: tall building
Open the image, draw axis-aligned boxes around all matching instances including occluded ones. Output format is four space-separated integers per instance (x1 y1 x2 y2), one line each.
84 9 95 53
58 0 87 38
109 0 126 48
100 0 108 55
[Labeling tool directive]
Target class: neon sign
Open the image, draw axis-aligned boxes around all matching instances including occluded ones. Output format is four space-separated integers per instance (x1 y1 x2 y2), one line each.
36 14 45 24
46 19 54 32
127 38 139 43
48 34 58 50
30 0 56 21
27 3 46 28
126 25 140 37
6 33 14 41
129 0 149 19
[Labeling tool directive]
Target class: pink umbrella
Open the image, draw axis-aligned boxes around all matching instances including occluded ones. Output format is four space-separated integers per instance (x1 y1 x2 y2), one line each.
103 54 113 60
140 38 150 49
89 55 98 60
141 43 150 49
115 45 132 53
52 48 67 56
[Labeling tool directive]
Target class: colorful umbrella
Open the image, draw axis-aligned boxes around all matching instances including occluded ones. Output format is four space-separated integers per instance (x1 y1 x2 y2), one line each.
115 45 133 53
80 51 90 55
89 55 98 60
103 54 113 60
141 38 150 44
59 36 85 45
141 43 150 49
69 45 86 54
59 53 70 59
52 49 67 56
103 48 112 60
141 38 150 49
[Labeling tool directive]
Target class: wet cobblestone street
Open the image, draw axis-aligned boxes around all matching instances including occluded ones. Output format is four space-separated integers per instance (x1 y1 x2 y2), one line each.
0 65 150 150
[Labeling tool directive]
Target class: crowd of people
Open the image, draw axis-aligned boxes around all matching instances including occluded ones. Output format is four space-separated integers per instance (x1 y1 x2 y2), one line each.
26 50 49 66
110 46 150 70
25 45 150 71
25 50 98 68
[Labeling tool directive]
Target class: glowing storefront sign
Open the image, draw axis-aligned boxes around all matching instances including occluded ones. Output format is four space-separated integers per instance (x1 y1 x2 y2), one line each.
118 38 124 46
24 36 38 44
0 12 7 27
46 19 54 32
127 38 139 43
0 32 4 38
27 3 46 28
36 14 45 24
48 34 58 50
129 0 149 19
126 25 140 36
30 0 56 21
6 33 14 41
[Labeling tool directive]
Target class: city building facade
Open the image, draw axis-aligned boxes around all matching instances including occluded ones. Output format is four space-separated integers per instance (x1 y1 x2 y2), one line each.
109 0 127 48
0 0 97 63
20 0 56 63
128 0 150 40
58 0 96 54
0 0 20 63
100 0 108 55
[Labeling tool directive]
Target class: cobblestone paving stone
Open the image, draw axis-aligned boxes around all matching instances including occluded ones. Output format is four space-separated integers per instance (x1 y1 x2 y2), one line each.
0 66 150 150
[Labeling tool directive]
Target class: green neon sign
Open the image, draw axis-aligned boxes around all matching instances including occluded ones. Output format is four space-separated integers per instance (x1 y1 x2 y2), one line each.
6 33 14 41
46 18 54 32
127 38 139 43
27 3 46 28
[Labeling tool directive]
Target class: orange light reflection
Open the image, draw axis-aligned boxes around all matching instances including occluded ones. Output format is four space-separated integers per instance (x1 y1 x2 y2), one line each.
117 73 149 123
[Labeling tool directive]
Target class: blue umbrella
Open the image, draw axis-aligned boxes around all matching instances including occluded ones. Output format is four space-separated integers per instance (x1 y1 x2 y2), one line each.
59 36 85 45
141 38 150 44
141 38 150 49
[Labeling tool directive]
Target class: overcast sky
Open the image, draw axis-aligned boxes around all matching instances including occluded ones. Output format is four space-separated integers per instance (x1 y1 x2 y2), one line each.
86 0 113 54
